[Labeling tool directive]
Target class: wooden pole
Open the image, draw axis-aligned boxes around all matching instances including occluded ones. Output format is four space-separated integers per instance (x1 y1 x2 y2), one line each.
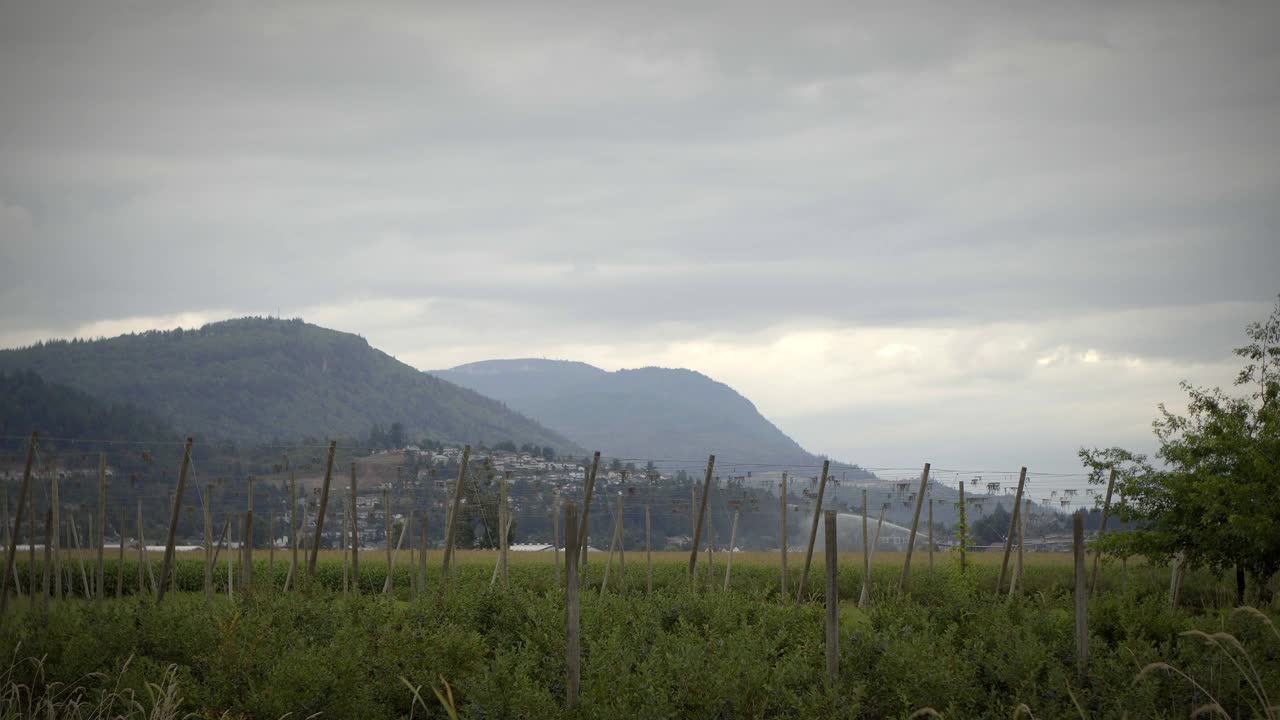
578 452 600 567
156 437 193 602
383 516 407 594
644 504 652 595
499 472 510 588
898 462 931 592
927 498 934 572
601 501 619 593
71 514 90 598
307 441 337 578
349 464 358 593
1088 467 1118 596
723 510 739 592
1073 511 1088 677
779 472 789 600
859 489 870 608
706 487 714 583
135 500 145 594
553 491 561 587
26 483 35 608
203 483 213 601
996 467 1028 592
564 502 580 709
617 492 624 590
797 459 831 601
441 445 471 576
860 504 886 607
406 513 415 599
287 473 297 592
687 454 716 581
51 475 61 601
383 486 392 593
1009 497 1027 597
958 480 968 574
341 500 349 596
97 453 106 603
1 485 14 600
1 431 36 613
824 511 839 683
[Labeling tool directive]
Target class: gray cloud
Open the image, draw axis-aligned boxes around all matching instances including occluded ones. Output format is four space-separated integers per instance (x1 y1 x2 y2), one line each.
1 0 1278 473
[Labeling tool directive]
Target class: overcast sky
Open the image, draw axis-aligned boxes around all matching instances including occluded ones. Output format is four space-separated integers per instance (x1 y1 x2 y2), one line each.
2 1 1278 481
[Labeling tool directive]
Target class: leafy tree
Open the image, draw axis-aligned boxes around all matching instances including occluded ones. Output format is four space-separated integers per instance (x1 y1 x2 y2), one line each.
1097 297 1280 603
387 421 406 449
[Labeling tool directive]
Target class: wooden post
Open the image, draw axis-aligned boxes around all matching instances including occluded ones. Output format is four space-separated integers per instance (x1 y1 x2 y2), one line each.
553 491 561 587
116 507 125 598
578 452 600 567
617 492 624 590
927 498 934 571
706 489 714 583
383 486 392 594
688 454 716 581
958 480 968 574
384 516 407 594
51 475 61 601
723 510 739 591
1088 467 1117 596
859 489 870 608
996 467 1028 592
341 501 349 596
898 462 931 592
156 437 193 602
797 460 831 601
203 483 213 601
287 473 297 592
244 476 254 592
307 441 337 578
71 514 90 598
1 484 17 600
824 511 839 683
97 453 106 603
135 500 145 594
860 503 886 607
349 464 359 593
644 504 652 595
1 431 36 613
499 472 510 588
779 472 789 600
406 513 415 599
1009 497 1027 597
564 502 580 709
417 511 428 596
441 445 471 576
26 484 35 608
1073 511 1088 677
601 501 619 593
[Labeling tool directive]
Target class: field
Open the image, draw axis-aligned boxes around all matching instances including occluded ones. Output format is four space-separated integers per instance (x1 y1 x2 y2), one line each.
1 551 1277 719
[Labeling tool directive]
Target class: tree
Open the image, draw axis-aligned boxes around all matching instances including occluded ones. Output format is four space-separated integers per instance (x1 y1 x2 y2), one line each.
1097 297 1280 603
970 504 1012 546
387 421 406 449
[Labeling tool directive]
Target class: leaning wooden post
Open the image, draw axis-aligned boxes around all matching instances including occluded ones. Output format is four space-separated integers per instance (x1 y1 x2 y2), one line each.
1088 467 1117 596
1073 511 1088 678
349 463 359 592
307 441 337 578
859 489 870 608
441 445 471 576
644 504 652 595
824 511 839 683
156 437 193 602
688 454 716 582
796 460 831 601
96 453 106 603
995 467 1028 592
51 475 61 600
202 483 213 601
957 480 968 574
1 431 36 613
578 452 601 567
898 462 931 592
779 472 789 599
927 498 934 571
564 502 580 709
723 510 739 591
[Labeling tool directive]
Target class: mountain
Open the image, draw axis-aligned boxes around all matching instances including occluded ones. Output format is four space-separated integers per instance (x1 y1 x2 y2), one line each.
0 318 577 451
433 358 840 468
0 369 177 450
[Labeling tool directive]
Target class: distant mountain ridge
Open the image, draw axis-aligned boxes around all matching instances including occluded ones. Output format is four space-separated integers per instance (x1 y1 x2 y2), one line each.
433 358 851 469
0 318 577 451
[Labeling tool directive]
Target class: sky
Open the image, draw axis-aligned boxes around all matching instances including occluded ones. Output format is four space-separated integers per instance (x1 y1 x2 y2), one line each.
2 1 1278 480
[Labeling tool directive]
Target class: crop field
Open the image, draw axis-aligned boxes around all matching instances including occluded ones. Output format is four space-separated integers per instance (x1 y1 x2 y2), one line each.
1 551 1276 720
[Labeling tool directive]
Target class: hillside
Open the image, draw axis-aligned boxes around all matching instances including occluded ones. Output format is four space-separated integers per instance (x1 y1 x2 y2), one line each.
0 318 577 451
0 369 178 449
433 359 856 470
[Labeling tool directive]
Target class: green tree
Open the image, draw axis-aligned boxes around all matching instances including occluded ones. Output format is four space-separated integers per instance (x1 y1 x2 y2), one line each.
1099 297 1280 603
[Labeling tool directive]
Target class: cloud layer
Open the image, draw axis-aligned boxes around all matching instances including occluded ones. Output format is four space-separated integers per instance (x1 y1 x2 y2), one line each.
2 0 1278 479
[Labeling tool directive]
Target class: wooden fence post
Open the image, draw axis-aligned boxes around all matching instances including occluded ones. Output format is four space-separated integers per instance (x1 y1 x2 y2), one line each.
1088 467 1117 596
578 452 601 568
564 502 580 709
306 441 337 578
779 472 789 600
797 460 831 601
441 445 470 577
97 453 106 603
645 504 652 595
898 462 931 592
723 510 739 591
1073 511 1088 678
688 454 716 582
1 431 36 614
157 437 193 602
996 467 1028 593
824 511 839 683
859 489 870 608
958 480 968 574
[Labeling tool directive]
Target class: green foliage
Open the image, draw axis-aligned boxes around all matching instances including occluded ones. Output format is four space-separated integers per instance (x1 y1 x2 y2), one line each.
0 317 577 450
